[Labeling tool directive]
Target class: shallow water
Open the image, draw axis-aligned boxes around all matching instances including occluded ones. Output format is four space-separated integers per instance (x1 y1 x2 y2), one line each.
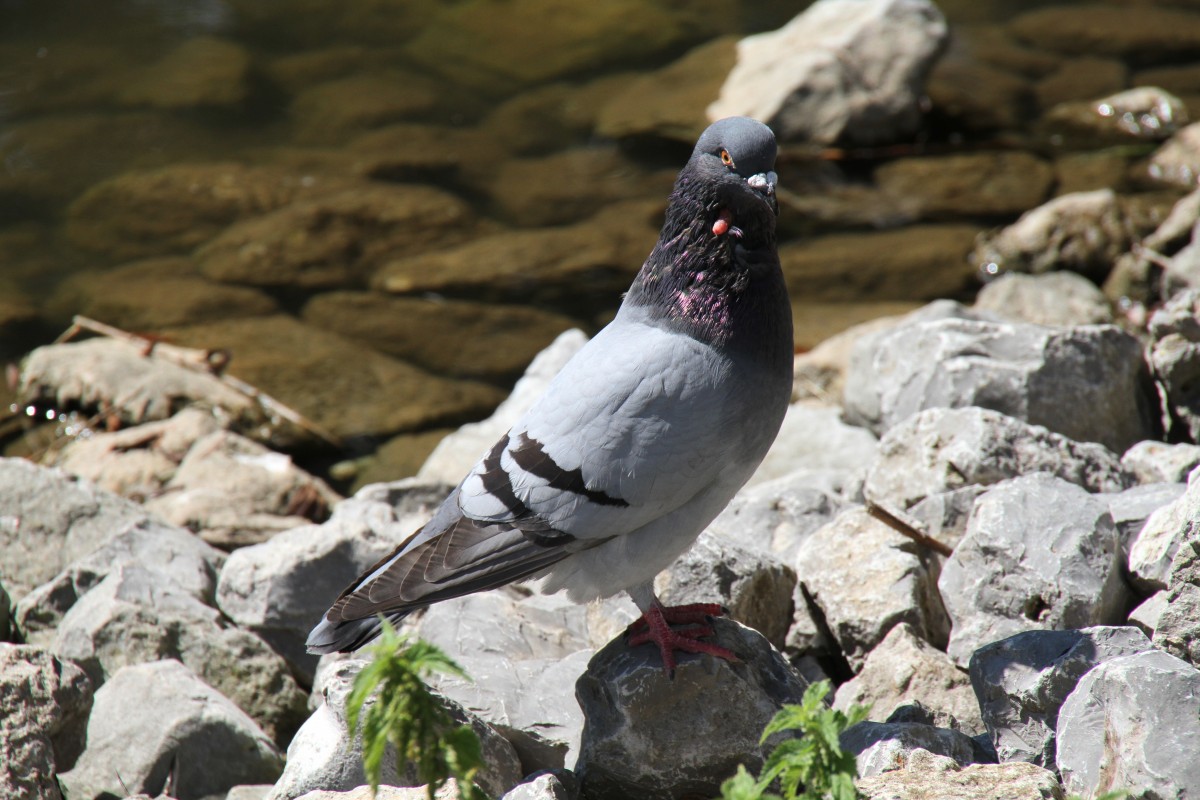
1 0 1197 479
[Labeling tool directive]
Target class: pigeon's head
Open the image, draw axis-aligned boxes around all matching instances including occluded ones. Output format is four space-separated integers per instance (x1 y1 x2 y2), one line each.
689 117 778 216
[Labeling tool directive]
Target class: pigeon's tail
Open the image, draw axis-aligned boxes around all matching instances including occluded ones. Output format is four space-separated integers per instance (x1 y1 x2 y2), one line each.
305 611 408 655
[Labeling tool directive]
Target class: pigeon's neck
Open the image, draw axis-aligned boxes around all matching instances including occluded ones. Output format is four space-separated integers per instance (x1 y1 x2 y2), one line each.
624 180 790 363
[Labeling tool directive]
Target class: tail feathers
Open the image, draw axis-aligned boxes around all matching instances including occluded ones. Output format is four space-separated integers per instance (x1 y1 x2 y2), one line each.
305 611 408 655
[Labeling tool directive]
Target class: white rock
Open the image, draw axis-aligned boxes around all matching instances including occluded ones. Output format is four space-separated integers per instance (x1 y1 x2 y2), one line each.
709 0 948 145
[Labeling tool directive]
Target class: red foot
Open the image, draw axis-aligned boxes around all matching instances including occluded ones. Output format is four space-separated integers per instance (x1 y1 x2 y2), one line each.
626 602 739 677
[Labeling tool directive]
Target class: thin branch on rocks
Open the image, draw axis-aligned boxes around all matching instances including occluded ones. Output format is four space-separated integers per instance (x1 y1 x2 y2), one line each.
55 315 343 449
865 500 954 557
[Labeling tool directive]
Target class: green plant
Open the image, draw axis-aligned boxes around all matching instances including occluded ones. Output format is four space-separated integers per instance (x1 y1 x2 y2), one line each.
347 620 487 800
719 679 870 800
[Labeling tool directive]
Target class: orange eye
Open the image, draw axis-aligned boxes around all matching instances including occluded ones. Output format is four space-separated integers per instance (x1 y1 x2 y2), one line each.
720 149 734 167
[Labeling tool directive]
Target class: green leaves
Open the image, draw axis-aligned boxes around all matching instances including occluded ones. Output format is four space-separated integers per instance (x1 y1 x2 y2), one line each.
346 620 488 800
718 680 869 800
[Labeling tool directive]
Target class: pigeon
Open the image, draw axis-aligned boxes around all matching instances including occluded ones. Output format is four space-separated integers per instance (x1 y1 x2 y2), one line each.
307 116 793 675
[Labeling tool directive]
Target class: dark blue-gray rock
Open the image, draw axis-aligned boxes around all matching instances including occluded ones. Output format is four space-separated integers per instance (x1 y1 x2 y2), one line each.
1153 521 1200 668
1148 288 1200 442
270 658 521 800
841 719 982 777
0 644 93 800
216 487 444 683
795 507 949 669
15 517 225 644
0 582 9 643
574 618 807 800
844 311 1155 453
1121 440 1200 484
50 565 308 746
709 0 948 146
59 659 282 800
657 530 796 649
863 406 1132 514
0 457 172 599
834 623 982 734
968 626 1153 768
1057 650 1200 798
939 474 1130 665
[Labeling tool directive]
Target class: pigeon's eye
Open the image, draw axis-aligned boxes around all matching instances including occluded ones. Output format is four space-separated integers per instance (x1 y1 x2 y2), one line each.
720 149 734 167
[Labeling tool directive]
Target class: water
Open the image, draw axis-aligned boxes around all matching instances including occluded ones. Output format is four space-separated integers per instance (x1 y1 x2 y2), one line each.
1 0 1196 480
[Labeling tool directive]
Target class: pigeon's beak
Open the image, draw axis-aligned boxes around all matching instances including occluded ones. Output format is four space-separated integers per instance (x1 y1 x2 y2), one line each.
746 170 778 215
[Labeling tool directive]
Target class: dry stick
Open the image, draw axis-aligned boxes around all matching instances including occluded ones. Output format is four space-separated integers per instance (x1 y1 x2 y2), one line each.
58 315 344 449
865 500 954 558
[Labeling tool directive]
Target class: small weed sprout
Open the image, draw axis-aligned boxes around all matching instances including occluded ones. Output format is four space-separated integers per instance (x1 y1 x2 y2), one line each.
347 620 487 800
719 679 869 800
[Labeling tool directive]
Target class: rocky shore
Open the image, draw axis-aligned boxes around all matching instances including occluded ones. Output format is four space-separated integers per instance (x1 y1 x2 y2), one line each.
7 232 1200 798
6 0 1200 798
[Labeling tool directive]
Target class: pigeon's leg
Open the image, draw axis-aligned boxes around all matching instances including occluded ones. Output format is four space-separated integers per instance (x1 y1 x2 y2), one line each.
625 587 739 677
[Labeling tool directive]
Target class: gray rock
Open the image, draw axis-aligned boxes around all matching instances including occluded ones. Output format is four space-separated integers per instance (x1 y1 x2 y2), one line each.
416 589 591 664
834 623 982 734
863 406 1131 513
15 517 224 643
17 339 270 443
940 474 1130 666
0 457 168 599
844 312 1154 453
1148 120 1200 188
1052 85 1188 142
708 0 948 145
51 565 308 746
142 429 341 548
794 507 949 669
973 271 1113 326
856 749 1063 800
575 618 807 800
905 485 987 551
0 644 93 800
1128 473 1200 591
970 190 1130 282
271 658 521 800
60 659 282 800
656 531 796 649
1128 591 1168 636
50 406 225 501
746 402 878 488
707 468 857 564
216 490 435 683
1099 480 1186 558
1057 650 1200 798
1154 522 1200 668
429 650 592 773
841 720 981 777
500 772 576 800
418 329 586 484
969 626 1153 768
1121 440 1200 483
1148 289 1200 441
